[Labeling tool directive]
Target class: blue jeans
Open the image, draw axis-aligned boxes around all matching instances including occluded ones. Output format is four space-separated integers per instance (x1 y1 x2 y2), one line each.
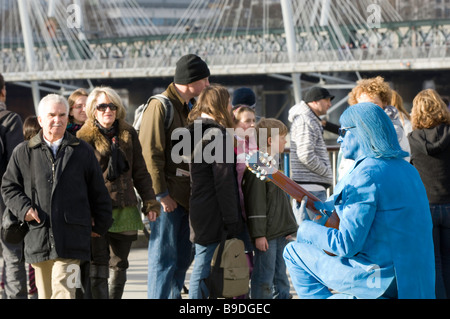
251 236 291 299
0 242 27 299
147 205 192 299
0 202 27 299
188 242 219 299
430 203 450 299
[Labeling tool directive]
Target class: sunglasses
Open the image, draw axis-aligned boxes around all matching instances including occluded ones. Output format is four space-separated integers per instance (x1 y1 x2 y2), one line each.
96 103 118 112
338 126 355 138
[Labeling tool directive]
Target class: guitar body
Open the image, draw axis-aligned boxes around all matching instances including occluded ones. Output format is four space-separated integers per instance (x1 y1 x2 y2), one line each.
245 151 340 256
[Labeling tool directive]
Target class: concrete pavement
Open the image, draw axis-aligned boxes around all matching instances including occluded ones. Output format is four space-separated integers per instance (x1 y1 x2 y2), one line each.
0 233 297 299
123 243 298 299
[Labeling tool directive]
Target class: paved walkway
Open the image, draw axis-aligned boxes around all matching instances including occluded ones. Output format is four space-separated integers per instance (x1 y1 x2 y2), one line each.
0 239 298 299
123 246 298 299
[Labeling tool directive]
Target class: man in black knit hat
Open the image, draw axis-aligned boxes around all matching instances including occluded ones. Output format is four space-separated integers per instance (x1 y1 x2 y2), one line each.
139 54 210 299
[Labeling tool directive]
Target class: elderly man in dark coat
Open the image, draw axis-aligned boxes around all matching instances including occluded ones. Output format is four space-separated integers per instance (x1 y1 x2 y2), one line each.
1 94 112 299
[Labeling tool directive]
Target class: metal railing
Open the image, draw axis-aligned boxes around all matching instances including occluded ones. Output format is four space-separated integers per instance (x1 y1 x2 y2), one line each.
281 144 341 197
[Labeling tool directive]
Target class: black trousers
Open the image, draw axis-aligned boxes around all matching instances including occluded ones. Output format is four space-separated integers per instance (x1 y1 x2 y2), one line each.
91 232 137 270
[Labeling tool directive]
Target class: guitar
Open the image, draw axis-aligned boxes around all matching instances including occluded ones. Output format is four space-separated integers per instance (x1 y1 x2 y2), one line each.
245 151 340 256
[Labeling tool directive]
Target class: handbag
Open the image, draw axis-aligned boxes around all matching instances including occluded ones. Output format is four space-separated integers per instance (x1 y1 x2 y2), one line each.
1 148 35 244
1 208 29 244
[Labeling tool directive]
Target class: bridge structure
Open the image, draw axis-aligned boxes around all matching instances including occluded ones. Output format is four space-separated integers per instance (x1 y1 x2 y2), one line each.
1 0 450 110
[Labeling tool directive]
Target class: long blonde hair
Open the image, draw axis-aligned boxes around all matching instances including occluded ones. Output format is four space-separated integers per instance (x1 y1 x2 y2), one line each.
188 84 234 128
411 89 450 129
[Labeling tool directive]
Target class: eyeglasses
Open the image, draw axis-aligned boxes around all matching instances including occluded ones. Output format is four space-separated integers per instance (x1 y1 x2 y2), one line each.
72 104 85 110
96 103 118 112
338 126 355 138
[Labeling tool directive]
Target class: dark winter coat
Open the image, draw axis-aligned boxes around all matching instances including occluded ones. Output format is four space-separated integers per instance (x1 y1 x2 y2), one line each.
408 123 450 204
0 105 24 178
1 131 113 264
187 117 244 245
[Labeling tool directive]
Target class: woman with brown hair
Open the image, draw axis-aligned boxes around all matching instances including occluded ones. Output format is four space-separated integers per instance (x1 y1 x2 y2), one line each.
67 88 88 135
408 88 450 299
186 84 244 299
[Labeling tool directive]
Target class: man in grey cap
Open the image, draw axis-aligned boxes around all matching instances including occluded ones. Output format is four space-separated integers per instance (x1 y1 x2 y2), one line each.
139 54 210 299
288 86 334 208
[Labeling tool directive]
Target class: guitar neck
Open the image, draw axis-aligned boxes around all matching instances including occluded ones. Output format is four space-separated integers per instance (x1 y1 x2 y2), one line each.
269 170 321 214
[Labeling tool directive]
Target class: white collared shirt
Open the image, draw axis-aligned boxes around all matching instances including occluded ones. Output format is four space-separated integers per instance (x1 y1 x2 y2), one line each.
43 136 63 157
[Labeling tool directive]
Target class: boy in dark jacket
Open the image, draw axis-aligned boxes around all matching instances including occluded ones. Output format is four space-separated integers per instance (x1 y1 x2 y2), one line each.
242 118 297 299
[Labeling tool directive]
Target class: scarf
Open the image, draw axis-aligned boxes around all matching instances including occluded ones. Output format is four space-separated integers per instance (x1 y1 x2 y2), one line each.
96 120 130 181
67 123 83 135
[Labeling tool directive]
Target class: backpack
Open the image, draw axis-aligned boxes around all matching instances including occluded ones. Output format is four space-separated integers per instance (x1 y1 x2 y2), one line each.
133 94 174 133
205 236 250 299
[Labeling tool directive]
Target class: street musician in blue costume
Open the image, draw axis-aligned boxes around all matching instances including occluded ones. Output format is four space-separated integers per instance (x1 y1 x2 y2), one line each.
284 102 435 299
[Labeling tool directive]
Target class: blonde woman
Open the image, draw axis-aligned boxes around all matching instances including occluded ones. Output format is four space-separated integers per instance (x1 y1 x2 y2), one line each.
77 86 160 299
408 88 450 299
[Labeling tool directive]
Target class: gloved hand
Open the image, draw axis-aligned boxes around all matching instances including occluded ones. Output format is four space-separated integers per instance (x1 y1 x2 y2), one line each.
312 200 332 226
313 200 334 214
296 197 332 227
294 196 311 226
142 199 162 217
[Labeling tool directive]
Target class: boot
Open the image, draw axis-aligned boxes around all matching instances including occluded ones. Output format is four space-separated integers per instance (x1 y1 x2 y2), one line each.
90 265 109 299
109 269 127 299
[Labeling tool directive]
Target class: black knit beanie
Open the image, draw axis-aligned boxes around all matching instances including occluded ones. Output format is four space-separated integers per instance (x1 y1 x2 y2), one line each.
174 54 210 85
232 87 256 108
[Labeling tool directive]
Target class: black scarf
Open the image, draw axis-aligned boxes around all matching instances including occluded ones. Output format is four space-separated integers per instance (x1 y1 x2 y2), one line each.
96 120 130 181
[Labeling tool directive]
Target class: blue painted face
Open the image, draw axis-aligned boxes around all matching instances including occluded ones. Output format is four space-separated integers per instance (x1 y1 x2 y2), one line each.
337 127 362 161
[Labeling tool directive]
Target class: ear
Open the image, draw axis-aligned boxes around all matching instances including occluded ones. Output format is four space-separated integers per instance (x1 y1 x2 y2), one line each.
267 136 272 147
37 116 43 128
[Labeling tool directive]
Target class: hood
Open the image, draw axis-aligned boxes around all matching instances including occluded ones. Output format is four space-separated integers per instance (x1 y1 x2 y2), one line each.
408 123 450 156
186 117 225 134
288 101 309 123
184 116 226 153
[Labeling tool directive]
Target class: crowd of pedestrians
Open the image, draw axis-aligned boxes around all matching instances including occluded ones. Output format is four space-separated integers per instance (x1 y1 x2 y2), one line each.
0 53 449 300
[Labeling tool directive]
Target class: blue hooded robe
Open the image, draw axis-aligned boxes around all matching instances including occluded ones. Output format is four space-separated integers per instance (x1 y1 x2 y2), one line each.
284 155 435 299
